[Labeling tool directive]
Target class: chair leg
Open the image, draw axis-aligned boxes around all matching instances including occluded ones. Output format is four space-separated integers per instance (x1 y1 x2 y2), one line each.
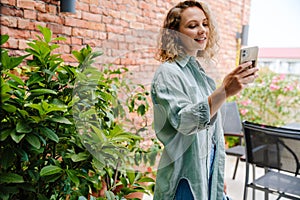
232 157 240 179
243 163 250 200
252 164 256 200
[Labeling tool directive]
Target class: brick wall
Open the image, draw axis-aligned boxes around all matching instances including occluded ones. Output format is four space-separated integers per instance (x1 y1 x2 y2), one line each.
1 0 251 85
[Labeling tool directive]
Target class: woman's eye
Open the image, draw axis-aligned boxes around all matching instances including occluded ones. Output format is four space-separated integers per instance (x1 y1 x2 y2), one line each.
188 25 197 28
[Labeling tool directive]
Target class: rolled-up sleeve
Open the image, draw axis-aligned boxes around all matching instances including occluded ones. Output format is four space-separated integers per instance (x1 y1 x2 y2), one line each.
152 68 212 135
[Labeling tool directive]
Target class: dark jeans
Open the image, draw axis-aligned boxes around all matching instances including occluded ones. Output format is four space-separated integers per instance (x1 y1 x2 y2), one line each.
174 145 231 200
174 178 194 200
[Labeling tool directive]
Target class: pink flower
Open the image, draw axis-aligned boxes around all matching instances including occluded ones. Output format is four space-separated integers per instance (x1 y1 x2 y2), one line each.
240 109 249 116
241 99 252 106
276 99 281 106
272 74 285 84
270 83 280 91
279 74 286 80
284 85 294 92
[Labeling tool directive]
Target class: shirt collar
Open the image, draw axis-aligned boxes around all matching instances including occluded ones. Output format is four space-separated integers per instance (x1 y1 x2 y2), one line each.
175 54 196 68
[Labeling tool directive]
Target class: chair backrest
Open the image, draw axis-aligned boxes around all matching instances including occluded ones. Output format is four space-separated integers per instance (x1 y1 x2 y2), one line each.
243 121 300 175
221 101 243 135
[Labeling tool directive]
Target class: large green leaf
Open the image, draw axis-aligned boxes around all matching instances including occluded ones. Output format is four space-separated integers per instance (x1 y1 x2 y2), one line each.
48 116 72 124
0 173 24 183
37 25 52 43
1 34 9 45
25 134 41 149
39 126 59 143
26 72 45 86
66 169 80 187
0 147 15 170
71 152 89 162
40 165 62 176
1 51 29 70
2 103 17 112
5 72 25 86
10 130 25 143
15 148 29 162
0 128 13 141
16 121 32 133
30 89 57 95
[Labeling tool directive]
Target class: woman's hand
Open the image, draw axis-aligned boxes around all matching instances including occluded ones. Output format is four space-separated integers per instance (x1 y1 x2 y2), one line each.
222 61 259 98
208 61 258 117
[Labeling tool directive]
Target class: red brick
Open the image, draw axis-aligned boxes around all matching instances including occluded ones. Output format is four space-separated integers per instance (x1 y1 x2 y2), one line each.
1 0 16 6
130 22 144 29
35 1 46 12
94 31 107 40
122 0 137 7
72 28 94 38
17 0 35 10
71 45 85 53
55 44 71 54
37 13 62 24
1 6 23 17
24 9 37 20
2 37 18 49
139 1 151 10
102 16 113 24
0 16 17 27
106 24 124 34
45 4 57 14
108 33 125 42
18 39 28 50
1 26 31 39
89 4 101 14
87 22 106 31
57 37 70 45
18 19 35 30
114 19 129 28
76 1 89 12
90 0 100 5
33 22 47 31
108 9 120 19
83 38 102 47
102 40 118 50
71 37 82 45
47 24 71 35
61 53 77 63
82 11 102 22
122 12 137 22
65 17 87 28
79 0 90 3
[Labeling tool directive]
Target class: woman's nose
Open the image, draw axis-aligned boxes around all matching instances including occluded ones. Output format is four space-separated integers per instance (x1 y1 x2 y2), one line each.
198 25 206 34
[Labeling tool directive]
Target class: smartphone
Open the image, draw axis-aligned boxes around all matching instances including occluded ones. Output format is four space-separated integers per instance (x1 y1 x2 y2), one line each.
239 46 259 69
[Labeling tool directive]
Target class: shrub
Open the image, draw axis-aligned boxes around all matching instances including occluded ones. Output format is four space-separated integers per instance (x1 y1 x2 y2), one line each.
229 67 300 126
0 26 157 200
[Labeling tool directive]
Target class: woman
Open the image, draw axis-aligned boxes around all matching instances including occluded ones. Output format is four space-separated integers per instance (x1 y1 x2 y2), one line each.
151 1 258 199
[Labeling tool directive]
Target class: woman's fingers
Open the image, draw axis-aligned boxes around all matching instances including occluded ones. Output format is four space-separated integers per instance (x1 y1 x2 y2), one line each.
223 62 259 97
231 61 252 74
239 66 259 78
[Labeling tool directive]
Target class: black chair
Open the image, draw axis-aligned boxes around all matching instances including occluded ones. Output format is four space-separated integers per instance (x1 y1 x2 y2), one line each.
221 101 245 179
243 121 300 200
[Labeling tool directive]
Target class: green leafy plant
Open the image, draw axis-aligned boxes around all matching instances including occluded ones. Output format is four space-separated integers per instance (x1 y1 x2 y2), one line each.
0 26 158 200
230 67 300 126
225 68 300 148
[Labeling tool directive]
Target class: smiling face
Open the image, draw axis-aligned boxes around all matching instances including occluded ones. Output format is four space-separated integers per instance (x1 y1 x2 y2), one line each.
178 6 209 56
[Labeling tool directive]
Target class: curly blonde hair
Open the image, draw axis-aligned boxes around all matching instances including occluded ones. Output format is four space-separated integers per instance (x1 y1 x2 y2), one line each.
156 0 219 62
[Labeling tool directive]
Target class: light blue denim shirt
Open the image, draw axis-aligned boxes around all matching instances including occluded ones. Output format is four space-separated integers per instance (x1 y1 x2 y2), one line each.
151 55 225 200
